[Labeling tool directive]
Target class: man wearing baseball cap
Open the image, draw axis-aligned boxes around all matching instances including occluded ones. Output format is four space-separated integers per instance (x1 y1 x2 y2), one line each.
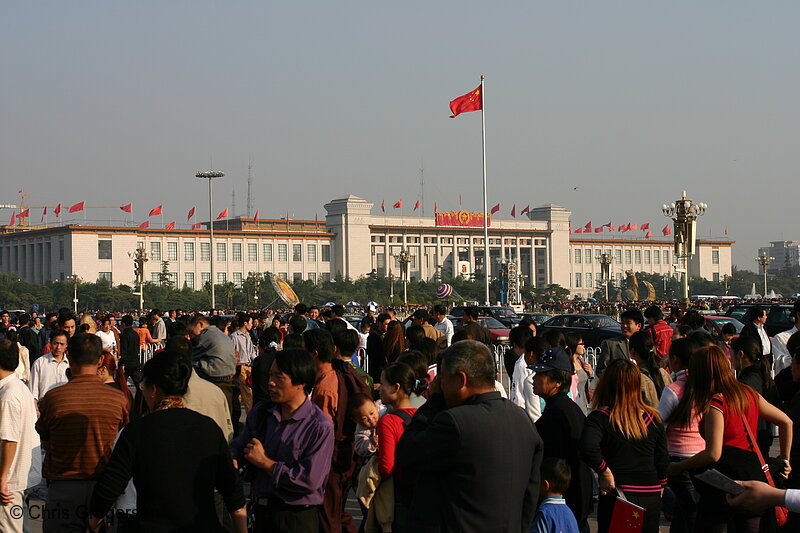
530 348 593 532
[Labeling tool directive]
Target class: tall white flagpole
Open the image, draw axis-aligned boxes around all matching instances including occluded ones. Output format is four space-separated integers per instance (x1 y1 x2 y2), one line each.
481 75 490 305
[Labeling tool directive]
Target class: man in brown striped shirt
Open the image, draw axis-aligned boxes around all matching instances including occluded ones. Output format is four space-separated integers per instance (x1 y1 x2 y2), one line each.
35 333 129 533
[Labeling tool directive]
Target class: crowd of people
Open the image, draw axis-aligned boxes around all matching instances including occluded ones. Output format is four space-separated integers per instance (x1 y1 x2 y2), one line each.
0 299 799 532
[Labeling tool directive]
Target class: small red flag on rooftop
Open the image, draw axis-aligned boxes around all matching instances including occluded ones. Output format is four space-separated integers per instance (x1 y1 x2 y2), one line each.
149 205 163 217
120 203 132 213
68 201 84 213
164 221 175 230
413 200 420 211
449 84 483 118
18 208 29 218
381 200 385 213
139 221 149 228
192 223 202 230
641 222 650 231
521 205 530 216
187 207 195 222
254 210 259 223
662 225 672 236
9 213 15 226
393 200 402 209
490 203 500 215
645 230 653 238
511 204 516 218
216 208 228 220
54 203 62 217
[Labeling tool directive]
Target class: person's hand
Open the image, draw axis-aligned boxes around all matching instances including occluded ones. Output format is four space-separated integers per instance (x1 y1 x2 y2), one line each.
0 477 12 505
580 360 593 375
598 469 615 494
726 480 786 513
244 438 274 473
87 515 104 532
370 430 379 449
779 459 791 479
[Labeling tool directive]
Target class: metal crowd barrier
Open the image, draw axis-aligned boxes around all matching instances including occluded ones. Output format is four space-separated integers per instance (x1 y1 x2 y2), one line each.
139 342 165 366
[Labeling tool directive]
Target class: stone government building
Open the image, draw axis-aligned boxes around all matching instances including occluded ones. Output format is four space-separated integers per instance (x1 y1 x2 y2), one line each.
0 195 733 300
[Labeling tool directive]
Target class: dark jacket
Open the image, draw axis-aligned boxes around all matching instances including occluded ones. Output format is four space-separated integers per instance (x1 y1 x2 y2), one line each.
739 322 771 356
18 326 40 365
396 391 543 533
597 336 628 375
457 322 493 346
535 392 592 530
365 330 385 383
119 327 141 370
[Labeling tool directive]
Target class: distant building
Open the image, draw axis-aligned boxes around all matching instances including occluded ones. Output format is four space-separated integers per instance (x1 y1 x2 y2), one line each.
0 195 734 301
758 241 799 275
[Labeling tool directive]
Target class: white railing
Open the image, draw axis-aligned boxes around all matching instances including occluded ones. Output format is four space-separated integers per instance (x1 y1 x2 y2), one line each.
139 342 165 365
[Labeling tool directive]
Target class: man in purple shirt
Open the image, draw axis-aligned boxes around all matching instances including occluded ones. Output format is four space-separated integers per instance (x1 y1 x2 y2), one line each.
231 348 334 533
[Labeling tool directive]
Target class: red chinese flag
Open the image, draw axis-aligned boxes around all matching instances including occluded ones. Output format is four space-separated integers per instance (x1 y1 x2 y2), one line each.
724 227 728 235
18 208 30 218
120 203 132 213
393 200 402 209
584 221 592 232
575 227 584 234
645 230 653 238
511 205 516 217
449 84 482 118
192 223 202 230
139 221 149 228
662 225 672 236
490 203 500 215
620 224 629 233
381 200 385 213
608 225 616 232
164 222 175 230
9 213 15 226
521 205 530 215
149 205 162 217
641 222 650 231
68 201 85 213
54 203 61 217
608 496 645 533
413 200 420 211
253 210 259 223
629 223 637 231
216 208 228 220
41 207 47 222
187 207 195 221
594 226 603 233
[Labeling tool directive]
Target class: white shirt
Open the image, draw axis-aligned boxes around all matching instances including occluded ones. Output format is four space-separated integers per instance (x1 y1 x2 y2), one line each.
0 373 42 491
434 317 455 346
29 353 69 401
509 353 542 422
772 325 798 373
96 330 117 352
755 323 771 356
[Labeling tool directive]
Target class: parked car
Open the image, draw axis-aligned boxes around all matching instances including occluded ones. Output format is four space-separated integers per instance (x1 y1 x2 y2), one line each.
451 316 511 345
537 314 622 349
519 313 553 326
724 304 794 337
450 306 521 328
701 315 744 339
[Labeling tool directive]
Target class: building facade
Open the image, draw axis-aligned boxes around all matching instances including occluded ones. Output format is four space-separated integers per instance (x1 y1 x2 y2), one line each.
0 194 733 300
758 241 800 275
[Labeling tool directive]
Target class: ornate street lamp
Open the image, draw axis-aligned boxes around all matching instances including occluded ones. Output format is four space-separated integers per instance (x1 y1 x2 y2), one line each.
595 252 612 301
756 252 774 297
397 249 411 306
196 170 225 309
662 191 708 308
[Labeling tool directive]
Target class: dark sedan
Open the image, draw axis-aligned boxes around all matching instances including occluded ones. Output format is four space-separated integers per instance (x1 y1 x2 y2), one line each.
537 314 622 349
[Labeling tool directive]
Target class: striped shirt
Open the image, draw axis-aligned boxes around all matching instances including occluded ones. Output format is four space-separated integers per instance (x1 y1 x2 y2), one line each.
35 374 129 480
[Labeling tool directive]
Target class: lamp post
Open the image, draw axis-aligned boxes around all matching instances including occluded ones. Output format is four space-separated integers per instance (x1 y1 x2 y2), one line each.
595 253 612 301
756 252 774 297
129 245 148 313
72 274 79 314
397 249 411 306
662 191 708 308
196 170 225 309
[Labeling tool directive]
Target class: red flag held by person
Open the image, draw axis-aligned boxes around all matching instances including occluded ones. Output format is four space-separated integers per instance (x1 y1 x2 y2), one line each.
490 203 500 214
54 203 61 217
645 231 653 238
18 208 30 218
641 222 650 231
149 205 162 217
217 208 228 220
608 496 645 533
164 222 175 230
521 205 530 216
139 221 149 228
192 223 202 230
662 225 672 236
449 84 483 118
511 205 516 218
393 200 402 209
120 204 132 213
187 207 195 221
68 201 85 213
413 200 420 211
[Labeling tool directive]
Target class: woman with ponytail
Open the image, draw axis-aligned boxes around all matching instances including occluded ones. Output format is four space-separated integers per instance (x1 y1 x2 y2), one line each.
731 335 781 456
88 350 247 533
98 351 132 410
629 331 672 408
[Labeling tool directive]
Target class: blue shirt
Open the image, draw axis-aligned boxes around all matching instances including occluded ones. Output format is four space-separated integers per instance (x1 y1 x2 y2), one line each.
529 497 580 533
230 398 334 505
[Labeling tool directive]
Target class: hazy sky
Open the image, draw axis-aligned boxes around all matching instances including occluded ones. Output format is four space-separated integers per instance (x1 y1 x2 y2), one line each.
2 2 798 269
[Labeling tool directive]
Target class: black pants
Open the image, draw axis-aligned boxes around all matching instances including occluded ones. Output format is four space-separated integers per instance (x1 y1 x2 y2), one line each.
597 492 662 533
253 503 318 533
668 456 699 533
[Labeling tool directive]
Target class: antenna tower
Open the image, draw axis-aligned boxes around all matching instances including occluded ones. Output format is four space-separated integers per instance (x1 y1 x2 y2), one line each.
246 159 254 218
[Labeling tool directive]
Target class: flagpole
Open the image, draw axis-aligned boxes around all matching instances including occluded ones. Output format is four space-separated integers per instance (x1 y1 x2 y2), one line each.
481 75 490 305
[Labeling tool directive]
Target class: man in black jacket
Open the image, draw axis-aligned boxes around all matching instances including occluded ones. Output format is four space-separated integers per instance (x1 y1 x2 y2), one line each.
118 315 142 384
16 313 41 365
739 305 772 359
396 340 543 532
531 347 593 532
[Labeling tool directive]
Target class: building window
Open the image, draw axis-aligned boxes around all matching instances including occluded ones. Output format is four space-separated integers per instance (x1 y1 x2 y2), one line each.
167 242 178 261
151 272 160 283
307 244 317 262
644 250 651 265
184 272 194 289
293 272 302 282
713 272 720 282
201 272 211 287
585 249 592 263
263 244 273 261
308 272 317 283
614 250 622 264
150 242 161 261
586 272 593 288
98 272 112 283
321 272 331 282
376 253 385 270
654 250 660 264
248 243 257 262
59 240 65 260
184 242 195 261
279 272 288 280
98 240 112 260
322 244 331 262
293 244 302 262
664 250 670 264
712 249 720 265
232 243 242 261
625 250 632 264
574 249 582 263
233 272 243 288
278 244 288 262
200 243 210 261
575 273 582 288
634 250 642 264
216 272 226 284
216 243 226 261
